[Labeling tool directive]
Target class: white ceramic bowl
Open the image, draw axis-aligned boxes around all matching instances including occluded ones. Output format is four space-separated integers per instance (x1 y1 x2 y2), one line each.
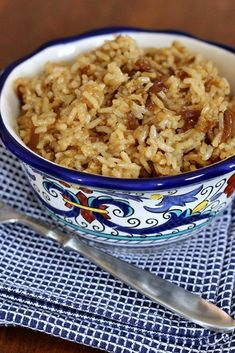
1 28 235 248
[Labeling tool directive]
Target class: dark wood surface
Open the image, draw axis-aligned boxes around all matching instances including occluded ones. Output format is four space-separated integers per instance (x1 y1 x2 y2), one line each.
0 327 97 353
0 0 235 352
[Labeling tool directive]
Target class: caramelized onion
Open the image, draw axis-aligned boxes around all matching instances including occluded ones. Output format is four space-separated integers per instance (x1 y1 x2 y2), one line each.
222 109 234 142
181 109 201 131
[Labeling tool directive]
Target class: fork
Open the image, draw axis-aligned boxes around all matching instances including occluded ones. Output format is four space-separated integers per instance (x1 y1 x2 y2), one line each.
0 200 234 332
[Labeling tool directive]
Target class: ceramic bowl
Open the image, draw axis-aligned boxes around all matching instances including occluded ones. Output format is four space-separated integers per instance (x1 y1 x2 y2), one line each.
1 28 235 248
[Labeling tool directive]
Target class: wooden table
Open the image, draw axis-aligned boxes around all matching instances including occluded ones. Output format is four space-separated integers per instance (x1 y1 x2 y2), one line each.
0 0 234 352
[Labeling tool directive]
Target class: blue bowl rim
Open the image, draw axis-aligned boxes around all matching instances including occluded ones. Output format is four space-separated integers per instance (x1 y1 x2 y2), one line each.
1 26 235 191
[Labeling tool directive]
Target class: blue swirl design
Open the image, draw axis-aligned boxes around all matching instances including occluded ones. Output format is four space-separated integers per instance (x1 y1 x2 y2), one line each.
92 207 213 235
40 179 134 224
144 186 202 213
41 180 80 217
90 197 134 219
38 178 215 237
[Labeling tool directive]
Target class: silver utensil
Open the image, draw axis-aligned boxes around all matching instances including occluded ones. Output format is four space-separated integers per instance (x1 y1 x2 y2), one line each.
0 200 234 332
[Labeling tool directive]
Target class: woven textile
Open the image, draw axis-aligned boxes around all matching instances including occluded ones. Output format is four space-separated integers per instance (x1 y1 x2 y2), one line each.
0 142 235 353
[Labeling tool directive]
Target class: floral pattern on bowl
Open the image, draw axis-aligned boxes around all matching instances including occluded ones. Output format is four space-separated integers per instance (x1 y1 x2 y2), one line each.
23 163 234 246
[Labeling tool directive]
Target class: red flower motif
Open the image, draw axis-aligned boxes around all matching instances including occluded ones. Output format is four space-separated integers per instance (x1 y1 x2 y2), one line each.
63 191 110 223
76 191 96 223
224 173 235 198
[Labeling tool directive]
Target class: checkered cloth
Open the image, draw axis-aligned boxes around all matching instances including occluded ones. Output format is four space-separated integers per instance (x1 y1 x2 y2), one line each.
0 141 235 353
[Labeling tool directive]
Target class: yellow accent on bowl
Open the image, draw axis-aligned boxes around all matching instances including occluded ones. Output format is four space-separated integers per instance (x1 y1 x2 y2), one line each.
63 199 108 214
192 200 209 213
150 194 163 200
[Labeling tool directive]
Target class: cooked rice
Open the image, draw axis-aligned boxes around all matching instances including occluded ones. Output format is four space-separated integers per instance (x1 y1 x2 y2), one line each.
15 35 235 178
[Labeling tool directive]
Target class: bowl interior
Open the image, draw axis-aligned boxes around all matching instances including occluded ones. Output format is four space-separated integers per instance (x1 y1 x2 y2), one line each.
1 30 235 154
1 29 235 193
